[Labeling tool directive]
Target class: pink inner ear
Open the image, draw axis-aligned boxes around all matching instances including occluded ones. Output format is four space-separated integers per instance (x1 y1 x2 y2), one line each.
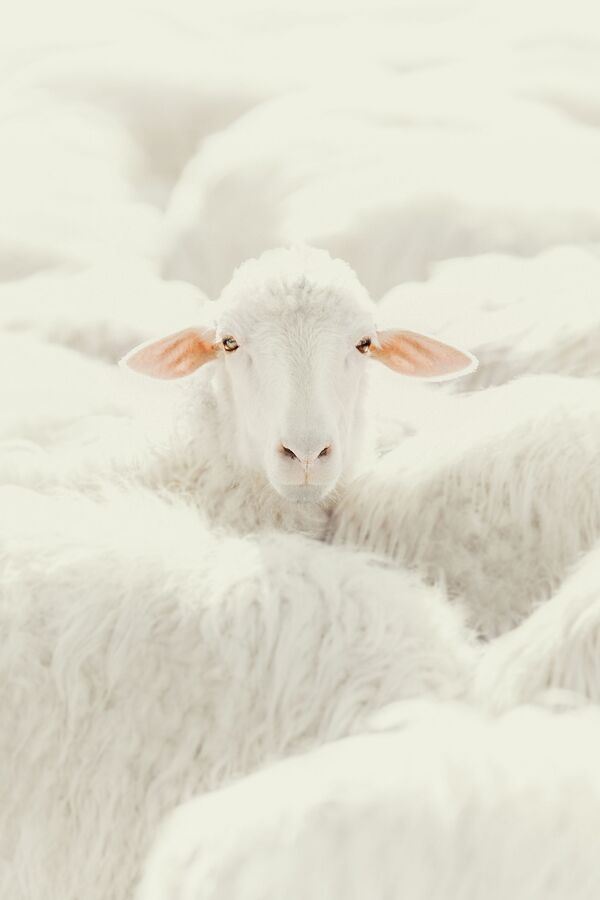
372 329 476 380
121 328 218 379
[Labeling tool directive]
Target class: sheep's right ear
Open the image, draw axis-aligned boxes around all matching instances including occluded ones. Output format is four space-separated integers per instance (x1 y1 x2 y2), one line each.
119 327 218 379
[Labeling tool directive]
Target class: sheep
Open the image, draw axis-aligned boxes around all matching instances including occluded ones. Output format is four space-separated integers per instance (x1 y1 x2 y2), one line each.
118 245 476 537
136 700 600 900
0 484 474 900
23 39 274 206
0 262 208 363
330 374 600 637
0 83 159 277
0 246 471 539
377 246 600 392
0 333 131 443
162 83 600 298
474 540 600 711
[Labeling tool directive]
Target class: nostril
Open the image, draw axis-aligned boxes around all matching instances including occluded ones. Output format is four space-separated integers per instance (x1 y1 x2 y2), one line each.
279 443 331 463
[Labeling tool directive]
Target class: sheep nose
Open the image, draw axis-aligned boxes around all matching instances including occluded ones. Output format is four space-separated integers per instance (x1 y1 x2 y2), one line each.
280 443 331 465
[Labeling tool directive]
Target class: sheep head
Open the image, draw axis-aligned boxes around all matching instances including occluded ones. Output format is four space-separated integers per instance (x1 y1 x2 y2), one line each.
121 247 477 502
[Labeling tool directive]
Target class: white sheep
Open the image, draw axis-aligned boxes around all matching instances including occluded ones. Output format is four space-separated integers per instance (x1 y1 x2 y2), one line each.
377 246 600 392
0 484 473 900
0 261 208 363
330 374 600 637
119 245 476 536
136 700 600 900
0 85 159 277
162 85 600 298
474 540 600 711
0 332 130 442
0 246 473 534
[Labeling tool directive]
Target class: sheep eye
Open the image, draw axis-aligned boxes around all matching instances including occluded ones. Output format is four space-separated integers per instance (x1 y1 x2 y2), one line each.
356 337 371 354
222 336 239 352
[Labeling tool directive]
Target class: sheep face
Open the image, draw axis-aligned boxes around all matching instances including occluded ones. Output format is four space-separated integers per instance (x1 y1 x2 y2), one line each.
121 247 477 503
214 271 376 502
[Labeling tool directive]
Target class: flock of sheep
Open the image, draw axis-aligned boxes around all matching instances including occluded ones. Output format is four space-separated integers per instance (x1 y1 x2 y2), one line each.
3 1 600 898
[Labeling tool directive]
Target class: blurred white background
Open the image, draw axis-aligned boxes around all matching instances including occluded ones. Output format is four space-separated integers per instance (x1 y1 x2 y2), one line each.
2 0 600 300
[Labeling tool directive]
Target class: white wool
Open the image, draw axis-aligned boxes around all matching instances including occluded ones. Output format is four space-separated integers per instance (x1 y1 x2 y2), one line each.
378 246 600 390
0 90 161 274
0 263 209 362
163 83 600 297
0 334 130 442
474 541 600 711
137 701 600 900
331 375 600 637
219 244 373 316
0 485 472 900
4 5 600 898
15 42 274 206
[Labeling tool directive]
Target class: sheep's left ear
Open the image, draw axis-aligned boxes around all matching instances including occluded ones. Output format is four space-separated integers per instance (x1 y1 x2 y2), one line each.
371 329 477 381
119 327 218 379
